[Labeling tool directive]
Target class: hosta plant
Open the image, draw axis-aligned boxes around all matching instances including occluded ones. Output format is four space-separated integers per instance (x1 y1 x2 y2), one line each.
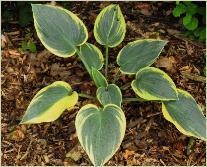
21 4 206 166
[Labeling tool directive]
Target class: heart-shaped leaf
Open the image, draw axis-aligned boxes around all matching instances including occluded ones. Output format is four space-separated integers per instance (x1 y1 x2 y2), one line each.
75 104 126 166
32 4 88 57
183 13 192 26
172 3 186 17
186 2 198 15
97 84 122 107
94 4 126 47
92 67 108 88
117 39 167 74
162 89 206 140
131 67 178 101
21 81 78 124
184 17 198 31
79 43 104 74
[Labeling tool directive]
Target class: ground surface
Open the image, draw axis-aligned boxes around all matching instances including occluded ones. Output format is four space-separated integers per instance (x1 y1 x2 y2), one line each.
1 1 206 166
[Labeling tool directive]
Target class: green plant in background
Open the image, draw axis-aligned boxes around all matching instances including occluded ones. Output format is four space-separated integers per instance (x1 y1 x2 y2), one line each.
172 1 206 42
20 4 206 166
21 32 37 52
2 1 34 27
17 2 33 27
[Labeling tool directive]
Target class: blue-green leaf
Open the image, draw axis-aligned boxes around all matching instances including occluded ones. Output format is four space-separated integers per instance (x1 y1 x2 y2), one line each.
131 67 178 101
75 104 126 165
21 81 78 124
97 84 122 107
94 4 126 47
32 4 88 57
79 43 104 74
91 67 108 88
117 39 167 74
162 89 206 140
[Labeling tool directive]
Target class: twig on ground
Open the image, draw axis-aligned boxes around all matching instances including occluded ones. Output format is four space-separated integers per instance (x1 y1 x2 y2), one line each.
20 138 33 161
193 151 206 166
112 70 122 84
181 71 206 83
147 112 162 118
173 35 205 48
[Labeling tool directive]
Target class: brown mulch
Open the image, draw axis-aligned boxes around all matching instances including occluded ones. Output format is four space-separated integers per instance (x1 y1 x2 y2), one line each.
1 1 206 166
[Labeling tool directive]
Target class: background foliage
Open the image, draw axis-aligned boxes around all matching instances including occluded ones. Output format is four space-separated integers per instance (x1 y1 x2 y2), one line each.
173 1 206 42
2 1 206 43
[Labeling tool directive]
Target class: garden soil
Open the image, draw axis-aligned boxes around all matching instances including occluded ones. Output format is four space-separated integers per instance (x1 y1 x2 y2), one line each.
1 1 206 166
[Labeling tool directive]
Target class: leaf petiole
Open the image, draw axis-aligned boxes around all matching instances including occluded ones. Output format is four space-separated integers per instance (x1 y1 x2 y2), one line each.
120 82 131 90
122 97 146 102
105 46 109 79
78 93 96 99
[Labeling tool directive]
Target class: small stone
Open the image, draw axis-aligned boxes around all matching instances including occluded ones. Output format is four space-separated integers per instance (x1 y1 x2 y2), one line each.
43 154 49 163
8 129 25 141
66 144 83 162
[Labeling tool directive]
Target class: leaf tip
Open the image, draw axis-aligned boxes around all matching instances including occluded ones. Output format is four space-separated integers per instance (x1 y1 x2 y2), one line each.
19 119 26 125
158 39 168 46
20 115 30 124
115 4 120 8
19 121 23 125
31 3 40 9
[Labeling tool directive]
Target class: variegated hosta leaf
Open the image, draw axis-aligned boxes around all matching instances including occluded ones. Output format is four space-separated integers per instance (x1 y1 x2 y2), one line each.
162 89 206 140
94 4 126 47
21 81 78 124
117 39 167 74
32 4 88 57
79 43 104 74
91 67 108 88
97 84 122 107
75 104 126 166
131 67 178 101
